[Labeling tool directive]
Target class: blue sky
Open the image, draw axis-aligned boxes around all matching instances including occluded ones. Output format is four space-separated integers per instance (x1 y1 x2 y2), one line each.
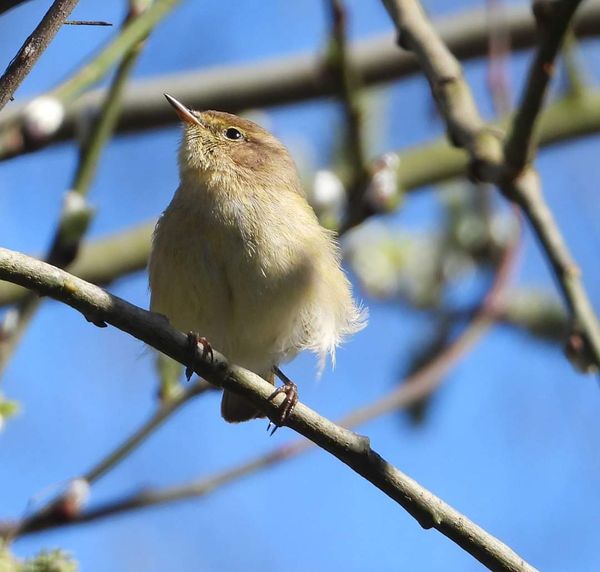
1 1 600 571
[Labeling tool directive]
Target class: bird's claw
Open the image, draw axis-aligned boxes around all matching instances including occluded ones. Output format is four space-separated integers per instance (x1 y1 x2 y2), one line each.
185 332 213 380
266 374 298 435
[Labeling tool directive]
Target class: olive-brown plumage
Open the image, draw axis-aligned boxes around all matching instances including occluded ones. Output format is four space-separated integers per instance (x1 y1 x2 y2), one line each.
149 95 366 422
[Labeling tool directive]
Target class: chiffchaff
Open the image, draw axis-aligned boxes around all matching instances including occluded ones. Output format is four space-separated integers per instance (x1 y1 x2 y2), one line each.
149 95 366 424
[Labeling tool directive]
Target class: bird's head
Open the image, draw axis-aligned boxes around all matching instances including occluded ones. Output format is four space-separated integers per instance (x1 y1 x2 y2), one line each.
164 94 299 190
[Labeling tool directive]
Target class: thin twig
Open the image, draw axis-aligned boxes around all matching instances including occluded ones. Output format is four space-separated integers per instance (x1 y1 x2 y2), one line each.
0 0 80 111
0 247 535 572
0 0 179 156
53 0 180 103
0 2 149 376
84 381 213 485
0 380 214 539
64 21 112 27
2 2 600 160
381 0 600 372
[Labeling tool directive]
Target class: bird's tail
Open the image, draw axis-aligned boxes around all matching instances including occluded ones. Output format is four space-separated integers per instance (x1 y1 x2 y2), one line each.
220 371 274 423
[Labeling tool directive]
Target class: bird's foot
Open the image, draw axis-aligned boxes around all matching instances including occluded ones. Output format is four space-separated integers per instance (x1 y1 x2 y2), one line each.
185 332 213 381
266 367 298 436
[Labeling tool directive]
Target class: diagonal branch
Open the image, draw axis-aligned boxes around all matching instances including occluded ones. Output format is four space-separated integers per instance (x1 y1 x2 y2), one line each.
381 0 600 372
0 0 80 111
0 247 535 572
0 212 522 541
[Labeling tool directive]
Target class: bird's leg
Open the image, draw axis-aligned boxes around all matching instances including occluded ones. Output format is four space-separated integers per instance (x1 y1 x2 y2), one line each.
185 331 214 381
267 366 299 435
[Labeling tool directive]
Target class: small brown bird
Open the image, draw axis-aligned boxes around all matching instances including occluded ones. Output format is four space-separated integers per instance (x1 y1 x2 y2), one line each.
149 95 366 426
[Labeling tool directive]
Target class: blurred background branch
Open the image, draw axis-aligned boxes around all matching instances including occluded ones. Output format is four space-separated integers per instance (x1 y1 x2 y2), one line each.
2 2 600 159
324 0 371 228
3 89 593 346
0 0 181 158
381 0 600 372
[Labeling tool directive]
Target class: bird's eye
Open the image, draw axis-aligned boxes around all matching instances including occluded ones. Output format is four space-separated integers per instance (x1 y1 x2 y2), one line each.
224 127 242 140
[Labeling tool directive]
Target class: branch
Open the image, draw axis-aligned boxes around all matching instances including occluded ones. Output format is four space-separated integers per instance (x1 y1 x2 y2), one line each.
0 0 80 111
381 0 600 372
2 2 600 159
486 0 512 117
0 226 520 548
504 0 583 171
0 247 535 572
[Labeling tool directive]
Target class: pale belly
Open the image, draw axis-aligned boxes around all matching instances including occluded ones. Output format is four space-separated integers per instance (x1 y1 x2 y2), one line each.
149 205 312 375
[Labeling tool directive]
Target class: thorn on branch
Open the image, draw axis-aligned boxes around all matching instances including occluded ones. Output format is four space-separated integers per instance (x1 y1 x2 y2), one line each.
64 20 113 26
352 433 371 456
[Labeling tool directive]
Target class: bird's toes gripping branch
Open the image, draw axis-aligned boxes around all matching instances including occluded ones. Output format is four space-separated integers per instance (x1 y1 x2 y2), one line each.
267 366 299 436
185 331 214 381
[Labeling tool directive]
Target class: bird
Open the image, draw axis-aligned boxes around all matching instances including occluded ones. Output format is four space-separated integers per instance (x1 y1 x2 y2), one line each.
148 94 366 427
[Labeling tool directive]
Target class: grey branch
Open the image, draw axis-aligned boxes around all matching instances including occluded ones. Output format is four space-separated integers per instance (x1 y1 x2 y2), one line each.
381 0 600 372
0 247 535 572
0 0 80 111
0 211 521 541
2 2 600 160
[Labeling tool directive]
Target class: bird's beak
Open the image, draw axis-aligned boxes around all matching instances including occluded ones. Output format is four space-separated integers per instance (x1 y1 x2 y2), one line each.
164 93 202 126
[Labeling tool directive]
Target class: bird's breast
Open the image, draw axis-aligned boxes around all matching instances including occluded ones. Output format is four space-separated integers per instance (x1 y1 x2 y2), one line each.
149 184 315 368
